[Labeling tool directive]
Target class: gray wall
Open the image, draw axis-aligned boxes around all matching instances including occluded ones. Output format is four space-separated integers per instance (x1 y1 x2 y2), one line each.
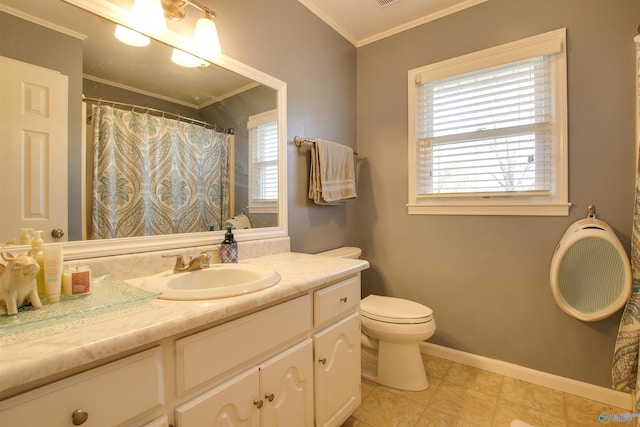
357 0 640 387
212 0 358 253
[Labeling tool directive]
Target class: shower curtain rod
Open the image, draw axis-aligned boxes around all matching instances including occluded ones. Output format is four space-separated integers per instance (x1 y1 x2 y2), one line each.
83 97 233 134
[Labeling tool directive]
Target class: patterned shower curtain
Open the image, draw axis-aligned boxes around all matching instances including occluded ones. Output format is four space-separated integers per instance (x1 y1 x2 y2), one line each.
91 104 231 239
612 35 640 414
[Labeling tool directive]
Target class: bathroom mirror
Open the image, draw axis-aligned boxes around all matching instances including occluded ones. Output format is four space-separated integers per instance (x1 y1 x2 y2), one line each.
0 0 287 260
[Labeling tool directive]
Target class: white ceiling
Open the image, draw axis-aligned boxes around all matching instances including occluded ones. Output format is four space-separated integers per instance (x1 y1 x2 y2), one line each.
298 0 487 47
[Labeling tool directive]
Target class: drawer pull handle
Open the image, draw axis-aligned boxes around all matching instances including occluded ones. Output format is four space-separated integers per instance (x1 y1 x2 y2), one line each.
340 297 348 303
254 399 264 408
319 358 327 365
265 392 275 402
71 409 89 425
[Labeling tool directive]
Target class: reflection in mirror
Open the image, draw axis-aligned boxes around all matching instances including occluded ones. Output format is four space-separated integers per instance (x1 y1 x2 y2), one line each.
0 0 287 259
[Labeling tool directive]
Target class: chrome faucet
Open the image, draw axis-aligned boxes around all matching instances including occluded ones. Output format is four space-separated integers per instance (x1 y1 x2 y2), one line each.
163 247 220 273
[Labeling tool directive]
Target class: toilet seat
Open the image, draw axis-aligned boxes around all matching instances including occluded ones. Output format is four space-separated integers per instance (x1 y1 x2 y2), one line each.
361 295 433 324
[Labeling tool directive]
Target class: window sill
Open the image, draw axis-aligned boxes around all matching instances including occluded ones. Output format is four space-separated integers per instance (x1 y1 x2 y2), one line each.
247 205 278 214
407 202 571 216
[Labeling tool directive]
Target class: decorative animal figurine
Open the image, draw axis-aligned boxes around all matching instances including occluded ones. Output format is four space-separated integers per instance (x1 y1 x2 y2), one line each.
0 251 42 315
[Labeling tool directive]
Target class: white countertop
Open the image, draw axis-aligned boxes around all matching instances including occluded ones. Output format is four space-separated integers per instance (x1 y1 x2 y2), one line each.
0 252 369 399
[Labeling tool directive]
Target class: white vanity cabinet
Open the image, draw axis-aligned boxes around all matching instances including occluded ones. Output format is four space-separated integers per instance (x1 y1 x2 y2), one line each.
0 347 164 426
176 339 313 427
174 274 362 427
312 276 362 427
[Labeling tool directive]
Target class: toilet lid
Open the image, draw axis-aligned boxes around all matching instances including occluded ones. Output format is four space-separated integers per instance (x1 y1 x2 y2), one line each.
360 294 433 324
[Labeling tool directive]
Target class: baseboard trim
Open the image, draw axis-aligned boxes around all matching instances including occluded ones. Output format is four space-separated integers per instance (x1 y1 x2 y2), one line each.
420 342 632 410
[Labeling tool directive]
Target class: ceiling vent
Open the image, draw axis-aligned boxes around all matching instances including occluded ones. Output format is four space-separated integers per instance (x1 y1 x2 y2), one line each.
374 0 401 7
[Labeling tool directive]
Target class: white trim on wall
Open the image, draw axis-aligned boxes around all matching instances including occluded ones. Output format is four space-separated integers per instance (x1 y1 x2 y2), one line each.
420 342 632 410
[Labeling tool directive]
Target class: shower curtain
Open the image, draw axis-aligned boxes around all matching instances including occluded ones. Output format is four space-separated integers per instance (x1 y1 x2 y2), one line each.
91 104 231 239
612 35 640 417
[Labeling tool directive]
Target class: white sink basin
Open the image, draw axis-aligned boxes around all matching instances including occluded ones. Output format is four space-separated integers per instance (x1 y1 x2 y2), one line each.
140 264 281 300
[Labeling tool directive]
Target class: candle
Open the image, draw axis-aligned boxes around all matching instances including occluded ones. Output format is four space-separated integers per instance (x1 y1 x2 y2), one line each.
62 266 92 297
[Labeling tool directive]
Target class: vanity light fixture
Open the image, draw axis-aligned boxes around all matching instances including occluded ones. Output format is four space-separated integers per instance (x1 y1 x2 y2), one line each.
114 0 222 64
114 0 167 47
168 2 221 67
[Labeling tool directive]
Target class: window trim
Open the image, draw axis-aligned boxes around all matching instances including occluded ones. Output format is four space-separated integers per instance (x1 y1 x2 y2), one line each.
407 28 570 216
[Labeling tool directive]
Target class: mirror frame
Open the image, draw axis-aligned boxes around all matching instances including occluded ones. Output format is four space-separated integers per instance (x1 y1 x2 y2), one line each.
53 0 288 260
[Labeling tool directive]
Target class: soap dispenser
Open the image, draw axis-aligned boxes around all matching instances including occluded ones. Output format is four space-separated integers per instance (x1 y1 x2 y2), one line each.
19 228 33 245
220 225 238 263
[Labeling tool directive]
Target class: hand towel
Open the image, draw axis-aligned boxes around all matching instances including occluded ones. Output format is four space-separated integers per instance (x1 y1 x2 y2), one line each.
308 139 357 205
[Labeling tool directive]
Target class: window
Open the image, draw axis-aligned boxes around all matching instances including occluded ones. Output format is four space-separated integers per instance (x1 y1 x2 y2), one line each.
408 29 569 216
247 109 278 213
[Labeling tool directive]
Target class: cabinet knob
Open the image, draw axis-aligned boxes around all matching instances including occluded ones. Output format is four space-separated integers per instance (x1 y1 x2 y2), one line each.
318 358 327 365
340 297 348 303
265 392 275 402
71 409 89 425
253 399 264 408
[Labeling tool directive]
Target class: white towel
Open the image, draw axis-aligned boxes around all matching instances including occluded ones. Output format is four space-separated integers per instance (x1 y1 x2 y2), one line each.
308 139 357 205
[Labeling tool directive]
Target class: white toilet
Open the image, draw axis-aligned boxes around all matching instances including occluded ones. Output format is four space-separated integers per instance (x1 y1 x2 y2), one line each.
317 247 436 391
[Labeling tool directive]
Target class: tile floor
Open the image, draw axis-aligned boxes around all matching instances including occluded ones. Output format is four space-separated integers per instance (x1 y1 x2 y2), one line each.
342 354 628 427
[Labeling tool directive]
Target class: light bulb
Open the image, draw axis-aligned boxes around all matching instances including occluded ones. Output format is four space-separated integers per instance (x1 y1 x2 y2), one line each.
171 48 209 68
131 0 167 34
114 25 150 47
193 13 221 58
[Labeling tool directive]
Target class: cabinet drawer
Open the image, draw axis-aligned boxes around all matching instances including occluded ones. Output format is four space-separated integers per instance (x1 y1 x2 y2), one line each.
314 275 360 327
176 294 312 395
0 347 164 426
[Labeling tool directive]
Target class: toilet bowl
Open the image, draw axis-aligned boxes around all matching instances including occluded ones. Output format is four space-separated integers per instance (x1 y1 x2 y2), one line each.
317 247 436 391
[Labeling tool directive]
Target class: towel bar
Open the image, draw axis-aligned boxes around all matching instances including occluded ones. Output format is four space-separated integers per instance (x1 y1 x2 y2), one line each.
293 136 359 155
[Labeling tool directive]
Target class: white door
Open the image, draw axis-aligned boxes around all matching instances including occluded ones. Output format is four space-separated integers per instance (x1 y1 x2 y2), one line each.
313 313 362 427
260 339 314 427
0 56 68 244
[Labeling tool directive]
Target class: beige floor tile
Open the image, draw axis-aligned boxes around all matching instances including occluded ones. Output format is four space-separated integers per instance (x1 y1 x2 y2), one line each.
377 381 441 407
341 416 373 427
361 378 377 399
416 406 488 427
441 362 504 396
349 356 630 427
353 386 427 427
428 381 499 426
492 401 567 427
564 393 628 426
422 354 453 384
498 377 566 418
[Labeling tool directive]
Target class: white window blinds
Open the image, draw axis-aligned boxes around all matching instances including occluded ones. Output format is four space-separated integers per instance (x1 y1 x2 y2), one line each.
415 55 553 197
407 28 568 216
248 110 278 211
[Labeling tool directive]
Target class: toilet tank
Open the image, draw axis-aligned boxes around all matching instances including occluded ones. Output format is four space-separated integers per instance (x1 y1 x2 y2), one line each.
317 247 362 259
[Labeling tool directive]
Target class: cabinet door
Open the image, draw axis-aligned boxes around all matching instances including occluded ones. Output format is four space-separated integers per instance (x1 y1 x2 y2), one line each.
313 313 361 427
175 368 260 427
260 339 313 427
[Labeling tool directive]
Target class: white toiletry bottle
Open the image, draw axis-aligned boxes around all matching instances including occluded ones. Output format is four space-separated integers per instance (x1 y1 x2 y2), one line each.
43 243 63 302
19 228 33 245
30 230 46 299
220 225 238 263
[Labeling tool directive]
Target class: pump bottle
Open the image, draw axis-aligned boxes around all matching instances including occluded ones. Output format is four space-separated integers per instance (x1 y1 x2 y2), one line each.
220 226 238 263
